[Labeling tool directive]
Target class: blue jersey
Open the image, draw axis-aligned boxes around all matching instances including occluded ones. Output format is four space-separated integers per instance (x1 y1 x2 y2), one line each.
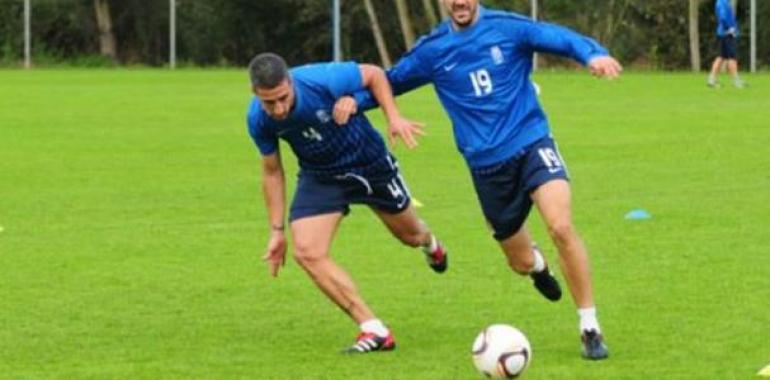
354 7 607 169
716 0 738 37
248 62 390 178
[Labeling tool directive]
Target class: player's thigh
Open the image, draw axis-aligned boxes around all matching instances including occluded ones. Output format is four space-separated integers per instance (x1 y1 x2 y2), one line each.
531 179 573 228
290 212 345 259
521 137 573 225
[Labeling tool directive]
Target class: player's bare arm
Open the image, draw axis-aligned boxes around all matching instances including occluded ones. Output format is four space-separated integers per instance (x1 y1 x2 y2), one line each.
359 64 425 149
588 56 623 79
261 151 287 277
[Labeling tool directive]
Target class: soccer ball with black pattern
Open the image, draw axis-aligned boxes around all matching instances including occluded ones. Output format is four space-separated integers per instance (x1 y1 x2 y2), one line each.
471 324 531 378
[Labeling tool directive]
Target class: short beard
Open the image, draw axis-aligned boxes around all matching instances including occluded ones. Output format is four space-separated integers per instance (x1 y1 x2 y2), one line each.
451 6 477 28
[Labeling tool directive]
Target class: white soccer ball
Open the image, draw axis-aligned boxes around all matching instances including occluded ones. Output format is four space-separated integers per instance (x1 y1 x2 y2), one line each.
471 324 532 379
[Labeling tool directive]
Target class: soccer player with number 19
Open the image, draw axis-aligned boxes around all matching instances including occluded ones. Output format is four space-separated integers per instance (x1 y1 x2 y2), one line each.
350 0 622 360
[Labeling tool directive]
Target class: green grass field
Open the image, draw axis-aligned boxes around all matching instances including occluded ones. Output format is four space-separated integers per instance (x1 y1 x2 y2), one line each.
1 69 769 379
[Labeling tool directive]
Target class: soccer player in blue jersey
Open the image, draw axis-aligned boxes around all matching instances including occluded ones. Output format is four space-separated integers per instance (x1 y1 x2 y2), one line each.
246 53 447 354
347 0 622 360
708 0 747 88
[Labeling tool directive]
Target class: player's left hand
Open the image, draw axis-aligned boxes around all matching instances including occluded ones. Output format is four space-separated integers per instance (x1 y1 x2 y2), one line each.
588 56 623 79
333 96 357 125
388 116 425 149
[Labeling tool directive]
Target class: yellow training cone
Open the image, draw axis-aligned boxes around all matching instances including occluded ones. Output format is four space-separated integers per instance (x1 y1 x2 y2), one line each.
758 364 770 377
412 198 424 208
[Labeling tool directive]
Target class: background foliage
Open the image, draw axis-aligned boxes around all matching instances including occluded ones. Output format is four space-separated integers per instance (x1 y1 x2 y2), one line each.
0 0 768 68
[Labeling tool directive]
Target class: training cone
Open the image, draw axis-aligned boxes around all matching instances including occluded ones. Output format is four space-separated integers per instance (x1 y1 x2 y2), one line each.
624 209 651 220
758 364 770 377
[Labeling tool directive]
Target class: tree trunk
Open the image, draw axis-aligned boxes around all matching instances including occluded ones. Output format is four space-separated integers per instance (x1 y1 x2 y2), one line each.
437 0 448 20
364 0 392 68
422 0 438 26
93 0 116 60
394 0 415 50
689 0 702 71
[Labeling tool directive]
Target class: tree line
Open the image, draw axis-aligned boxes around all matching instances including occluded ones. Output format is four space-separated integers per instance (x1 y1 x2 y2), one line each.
0 0 767 70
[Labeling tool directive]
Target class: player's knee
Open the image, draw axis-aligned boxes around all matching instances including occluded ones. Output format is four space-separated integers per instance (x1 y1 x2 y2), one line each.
547 221 576 246
293 243 326 268
507 251 534 275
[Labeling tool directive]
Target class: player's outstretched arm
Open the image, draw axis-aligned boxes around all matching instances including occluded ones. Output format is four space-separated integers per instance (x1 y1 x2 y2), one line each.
261 152 287 277
359 64 425 149
588 56 623 79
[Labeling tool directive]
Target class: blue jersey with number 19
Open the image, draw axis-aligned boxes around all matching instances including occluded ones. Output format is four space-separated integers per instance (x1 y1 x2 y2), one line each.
248 61 390 178
354 7 608 169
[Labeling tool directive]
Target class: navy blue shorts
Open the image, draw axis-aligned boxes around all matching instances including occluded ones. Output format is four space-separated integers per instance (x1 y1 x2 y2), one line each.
470 136 569 241
289 156 411 222
719 35 737 59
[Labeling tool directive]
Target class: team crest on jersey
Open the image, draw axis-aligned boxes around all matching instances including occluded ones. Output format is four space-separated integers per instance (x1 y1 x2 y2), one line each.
491 45 504 65
316 109 331 124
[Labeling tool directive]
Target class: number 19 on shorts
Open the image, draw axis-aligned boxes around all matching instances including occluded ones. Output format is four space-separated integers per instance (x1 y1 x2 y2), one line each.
470 69 493 97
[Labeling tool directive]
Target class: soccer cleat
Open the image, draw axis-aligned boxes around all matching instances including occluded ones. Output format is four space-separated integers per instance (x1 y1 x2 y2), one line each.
530 266 562 301
343 332 396 354
581 329 609 360
424 241 448 273
707 80 721 88
733 80 748 89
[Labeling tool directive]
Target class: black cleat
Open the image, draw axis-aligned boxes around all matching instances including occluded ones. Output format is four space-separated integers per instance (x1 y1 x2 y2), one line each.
342 332 396 354
581 329 609 360
530 266 562 301
424 241 448 273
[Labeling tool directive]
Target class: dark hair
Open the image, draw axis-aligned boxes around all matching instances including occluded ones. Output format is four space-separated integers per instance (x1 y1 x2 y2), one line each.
248 53 289 89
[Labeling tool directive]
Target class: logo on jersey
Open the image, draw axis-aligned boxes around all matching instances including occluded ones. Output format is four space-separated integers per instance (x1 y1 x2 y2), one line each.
315 109 331 124
491 45 504 65
302 127 323 142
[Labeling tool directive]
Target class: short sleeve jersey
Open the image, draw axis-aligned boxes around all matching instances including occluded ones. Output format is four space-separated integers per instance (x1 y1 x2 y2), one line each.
247 62 390 178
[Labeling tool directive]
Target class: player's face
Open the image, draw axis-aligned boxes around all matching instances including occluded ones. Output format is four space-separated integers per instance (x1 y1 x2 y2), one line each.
255 79 295 121
443 0 479 28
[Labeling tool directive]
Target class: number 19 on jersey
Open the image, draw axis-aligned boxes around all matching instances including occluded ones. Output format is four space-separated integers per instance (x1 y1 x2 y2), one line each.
470 69 493 97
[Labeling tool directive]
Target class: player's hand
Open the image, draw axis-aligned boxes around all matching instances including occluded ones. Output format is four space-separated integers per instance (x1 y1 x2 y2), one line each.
333 96 357 125
588 56 623 79
387 116 425 149
262 231 287 277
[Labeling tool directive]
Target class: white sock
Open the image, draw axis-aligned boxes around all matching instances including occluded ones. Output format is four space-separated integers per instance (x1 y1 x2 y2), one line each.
360 319 389 337
578 307 601 333
422 234 438 253
531 246 546 273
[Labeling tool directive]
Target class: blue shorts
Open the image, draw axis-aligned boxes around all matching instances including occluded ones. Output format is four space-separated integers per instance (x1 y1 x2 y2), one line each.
719 35 737 59
289 156 411 222
470 136 569 241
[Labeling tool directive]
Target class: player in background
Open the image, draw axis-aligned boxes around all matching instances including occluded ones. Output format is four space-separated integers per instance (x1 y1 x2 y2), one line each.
248 53 447 354
707 0 747 88
346 0 621 360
